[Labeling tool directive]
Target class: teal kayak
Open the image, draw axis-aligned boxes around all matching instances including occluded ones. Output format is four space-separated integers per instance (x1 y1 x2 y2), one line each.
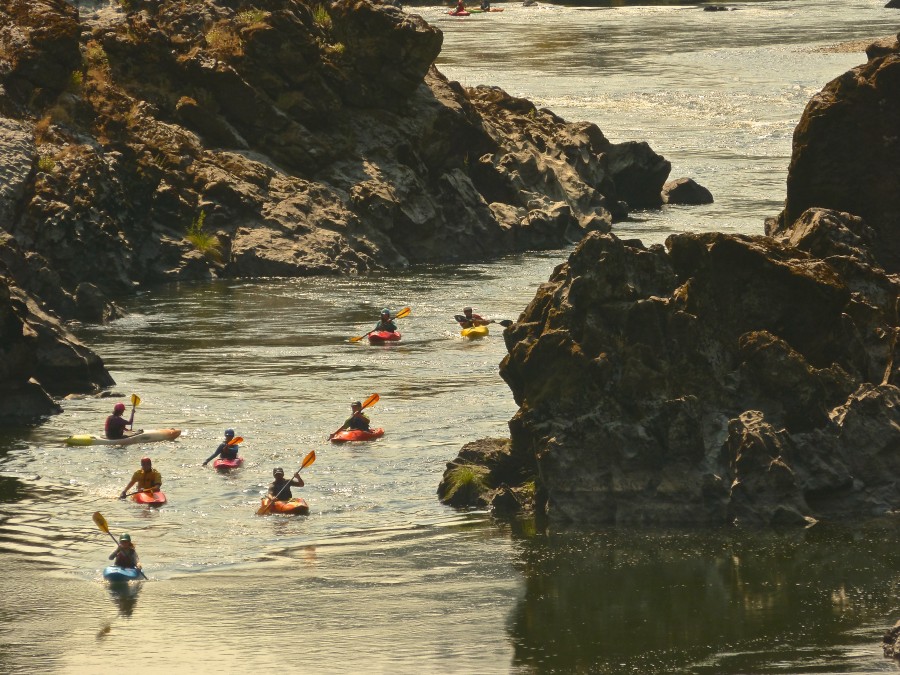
103 566 142 582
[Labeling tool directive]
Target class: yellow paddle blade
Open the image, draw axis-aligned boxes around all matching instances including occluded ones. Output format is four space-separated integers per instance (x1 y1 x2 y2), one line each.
301 450 316 470
394 307 411 319
361 393 379 409
348 334 365 343
92 511 110 534
131 394 141 407
256 497 273 516
227 436 244 446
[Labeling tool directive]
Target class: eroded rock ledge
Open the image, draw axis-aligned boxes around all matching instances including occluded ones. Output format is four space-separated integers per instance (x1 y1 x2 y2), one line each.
0 0 678 420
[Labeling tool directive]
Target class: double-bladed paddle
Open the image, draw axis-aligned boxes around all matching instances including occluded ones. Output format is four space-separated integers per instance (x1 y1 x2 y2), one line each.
453 314 513 327
349 307 411 343
257 450 316 516
92 511 148 579
202 435 244 466
328 393 379 439
129 393 141 430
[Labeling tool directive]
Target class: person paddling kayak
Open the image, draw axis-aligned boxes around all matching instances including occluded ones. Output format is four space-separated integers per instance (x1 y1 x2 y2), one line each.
120 457 162 499
109 533 141 569
202 429 239 466
457 307 491 329
330 401 372 439
105 402 139 440
374 308 398 333
268 467 304 500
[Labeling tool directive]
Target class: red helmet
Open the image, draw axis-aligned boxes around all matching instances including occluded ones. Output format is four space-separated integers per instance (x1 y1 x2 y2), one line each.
140 457 151 466
114 403 126 414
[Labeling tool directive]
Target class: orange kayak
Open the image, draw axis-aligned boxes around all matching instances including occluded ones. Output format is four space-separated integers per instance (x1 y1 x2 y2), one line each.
331 428 385 443
132 490 167 506
259 497 309 515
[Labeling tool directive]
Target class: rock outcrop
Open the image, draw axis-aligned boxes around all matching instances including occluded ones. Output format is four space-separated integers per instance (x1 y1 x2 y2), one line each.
0 0 681 418
439 34 900 525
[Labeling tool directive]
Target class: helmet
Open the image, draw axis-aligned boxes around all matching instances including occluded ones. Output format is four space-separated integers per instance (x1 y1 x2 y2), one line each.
140 457 151 466
463 307 473 313
352 401 362 407
224 429 235 438
381 308 390 316
273 467 284 477
114 403 126 414
120 533 131 542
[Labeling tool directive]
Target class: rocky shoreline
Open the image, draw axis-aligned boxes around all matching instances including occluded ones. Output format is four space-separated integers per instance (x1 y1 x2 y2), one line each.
0 0 697 422
439 32 900 527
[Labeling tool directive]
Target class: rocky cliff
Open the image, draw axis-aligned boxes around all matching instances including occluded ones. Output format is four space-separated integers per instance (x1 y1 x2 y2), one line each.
439 33 900 526
0 0 674 421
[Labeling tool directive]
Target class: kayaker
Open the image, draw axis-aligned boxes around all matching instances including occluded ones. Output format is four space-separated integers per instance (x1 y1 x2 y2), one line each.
331 401 371 438
268 467 304 501
458 307 491 329
202 428 239 466
109 533 141 569
120 457 162 499
480 0 490 9
374 309 398 333
105 402 137 440
451 0 466 13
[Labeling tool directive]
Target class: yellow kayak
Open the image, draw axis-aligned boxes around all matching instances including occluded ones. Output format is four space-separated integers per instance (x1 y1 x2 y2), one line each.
65 429 182 446
461 325 489 339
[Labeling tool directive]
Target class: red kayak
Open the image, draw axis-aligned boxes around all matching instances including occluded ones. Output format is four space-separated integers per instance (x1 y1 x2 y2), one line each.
132 490 167 506
368 331 401 344
259 497 309 515
331 428 385 443
213 456 244 470
448 9 470 15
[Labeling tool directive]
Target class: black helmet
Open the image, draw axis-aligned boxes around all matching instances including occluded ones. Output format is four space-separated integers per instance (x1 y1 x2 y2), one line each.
273 467 284 477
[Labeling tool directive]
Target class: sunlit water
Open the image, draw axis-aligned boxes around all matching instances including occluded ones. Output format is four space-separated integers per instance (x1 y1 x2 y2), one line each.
3 1 900 672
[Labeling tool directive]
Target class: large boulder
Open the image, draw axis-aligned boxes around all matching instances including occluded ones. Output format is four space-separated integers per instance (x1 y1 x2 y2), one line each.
443 209 900 525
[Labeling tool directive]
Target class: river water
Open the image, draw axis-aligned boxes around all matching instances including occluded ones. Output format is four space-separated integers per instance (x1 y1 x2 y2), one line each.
2 1 899 673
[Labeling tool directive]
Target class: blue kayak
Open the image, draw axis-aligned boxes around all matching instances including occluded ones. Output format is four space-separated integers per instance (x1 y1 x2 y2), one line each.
103 566 142 582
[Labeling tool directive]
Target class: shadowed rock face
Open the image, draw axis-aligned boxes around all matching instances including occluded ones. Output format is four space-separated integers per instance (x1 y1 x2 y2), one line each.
771 33 900 272
440 208 900 525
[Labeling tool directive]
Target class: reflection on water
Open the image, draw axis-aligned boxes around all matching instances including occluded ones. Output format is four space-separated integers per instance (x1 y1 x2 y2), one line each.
107 581 143 618
509 522 900 673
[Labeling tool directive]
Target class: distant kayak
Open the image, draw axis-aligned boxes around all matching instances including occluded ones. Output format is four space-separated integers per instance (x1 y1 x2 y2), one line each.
259 497 309 515
448 9 470 15
103 566 142 582
368 330 401 344
132 490 167 506
331 428 385 443
65 429 182 446
461 325 489 339
468 7 504 11
213 456 244 470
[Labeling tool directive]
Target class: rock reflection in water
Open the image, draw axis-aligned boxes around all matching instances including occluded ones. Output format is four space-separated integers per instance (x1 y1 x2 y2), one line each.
508 523 900 673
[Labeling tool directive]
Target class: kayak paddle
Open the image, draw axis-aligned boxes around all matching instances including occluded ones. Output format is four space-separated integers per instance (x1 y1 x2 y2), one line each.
92 511 148 579
129 393 141 430
257 450 316 515
328 393 379 439
349 307 411 343
202 435 244 466
454 314 513 327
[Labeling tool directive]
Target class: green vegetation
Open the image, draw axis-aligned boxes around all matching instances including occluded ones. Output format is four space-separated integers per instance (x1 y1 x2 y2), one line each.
68 70 83 92
237 9 267 24
442 464 490 502
186 210 222 261
313 4 332 29
206 25 243 57
37 155 56 172
327 42 345 55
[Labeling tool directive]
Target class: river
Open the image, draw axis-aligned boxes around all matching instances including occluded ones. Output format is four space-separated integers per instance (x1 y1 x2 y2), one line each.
2 1 899 673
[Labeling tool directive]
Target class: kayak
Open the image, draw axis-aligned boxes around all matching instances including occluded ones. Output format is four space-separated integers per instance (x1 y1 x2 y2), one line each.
103 566 142 582
213 456 244 470
461 325 489 339
259 497 309 515
448 9 471 15
468 7 504 11
65 428 182 446
368 330 401 344
132 490 167 506
331 428 385 443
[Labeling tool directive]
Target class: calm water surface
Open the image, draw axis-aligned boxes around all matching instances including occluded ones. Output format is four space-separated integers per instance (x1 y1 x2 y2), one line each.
3 1 900 672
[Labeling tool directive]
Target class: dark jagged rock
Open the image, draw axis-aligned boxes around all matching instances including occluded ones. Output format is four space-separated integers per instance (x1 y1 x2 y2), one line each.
662 177 714 205
442 208 900 524
770 33 900 272
0 0 696 419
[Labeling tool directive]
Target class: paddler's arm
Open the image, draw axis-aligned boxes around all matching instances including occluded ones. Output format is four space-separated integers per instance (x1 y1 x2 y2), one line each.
202 444 224 466
291 474 305 488
120 479 137 499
